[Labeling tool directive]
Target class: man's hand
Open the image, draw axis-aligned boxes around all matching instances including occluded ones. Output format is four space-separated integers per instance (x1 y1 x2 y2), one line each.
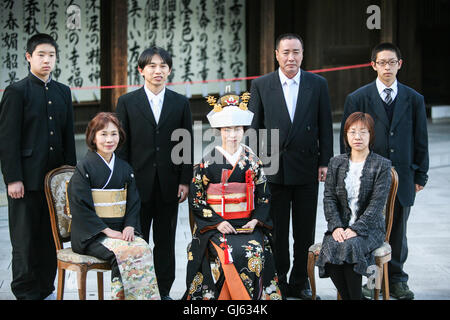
8 181 24 199
415 184 424 193
318 166 328 182
178 184 189 203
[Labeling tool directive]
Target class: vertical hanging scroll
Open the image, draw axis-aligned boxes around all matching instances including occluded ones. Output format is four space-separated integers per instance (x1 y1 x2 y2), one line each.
0 0 101 101
127 0 246 96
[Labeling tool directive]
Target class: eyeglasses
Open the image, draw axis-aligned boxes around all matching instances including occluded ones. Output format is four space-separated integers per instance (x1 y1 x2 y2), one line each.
348 130 369 137
375 60 399 67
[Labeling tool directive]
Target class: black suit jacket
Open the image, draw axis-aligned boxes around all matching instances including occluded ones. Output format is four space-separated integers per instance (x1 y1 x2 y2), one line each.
0 73 76 190
116 87 193 203
340 80 429 207
248 69 334 185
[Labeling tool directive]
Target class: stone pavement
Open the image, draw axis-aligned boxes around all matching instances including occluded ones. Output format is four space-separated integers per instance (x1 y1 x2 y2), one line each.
0 120 449 300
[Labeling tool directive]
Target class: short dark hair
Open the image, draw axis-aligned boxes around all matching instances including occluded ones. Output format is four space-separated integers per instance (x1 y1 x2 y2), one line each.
371 42 402 62
26 33 58 56
85 112 126 152
275 33 304 50
137 46 173 70
343 112 375 151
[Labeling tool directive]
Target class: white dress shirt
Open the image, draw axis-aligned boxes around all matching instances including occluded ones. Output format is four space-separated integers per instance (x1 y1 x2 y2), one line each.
144 85 165 124
279 68 301 122
376 78 398 103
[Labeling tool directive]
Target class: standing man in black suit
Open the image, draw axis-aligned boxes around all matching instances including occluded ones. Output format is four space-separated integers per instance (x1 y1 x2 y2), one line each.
248 33 334 299
0 33 76 300
340 43 429 300
116 47 193 300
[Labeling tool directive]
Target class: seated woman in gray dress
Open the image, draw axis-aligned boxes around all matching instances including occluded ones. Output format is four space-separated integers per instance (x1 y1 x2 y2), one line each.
316 112 391 300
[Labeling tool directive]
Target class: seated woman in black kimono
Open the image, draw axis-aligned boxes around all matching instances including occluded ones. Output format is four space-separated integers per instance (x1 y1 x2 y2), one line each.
315 112 392 300
68 112 159 300
184 93 281 300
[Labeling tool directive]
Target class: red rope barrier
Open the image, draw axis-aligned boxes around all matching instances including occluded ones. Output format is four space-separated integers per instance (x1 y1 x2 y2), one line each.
0 62 372 92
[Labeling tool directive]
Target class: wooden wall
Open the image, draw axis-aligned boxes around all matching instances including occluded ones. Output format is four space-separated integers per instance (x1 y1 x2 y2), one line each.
246 0 450 120
73 0 449 132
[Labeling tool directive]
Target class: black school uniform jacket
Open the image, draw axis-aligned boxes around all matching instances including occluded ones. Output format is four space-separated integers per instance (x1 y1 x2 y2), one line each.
0 73 76 190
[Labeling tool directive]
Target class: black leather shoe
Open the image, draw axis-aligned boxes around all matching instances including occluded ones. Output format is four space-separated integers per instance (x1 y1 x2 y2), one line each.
290 288 320 300
161 295 173 300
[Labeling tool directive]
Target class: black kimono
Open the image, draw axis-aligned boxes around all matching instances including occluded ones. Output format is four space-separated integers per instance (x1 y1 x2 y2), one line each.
184 145 281 300
68 150 159 300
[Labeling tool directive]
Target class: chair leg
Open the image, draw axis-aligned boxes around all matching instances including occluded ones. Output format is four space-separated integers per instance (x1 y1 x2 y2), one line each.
77 270 87 300
97 272 104 300
307 252 317 300
57 268 65 300
374 263 383 300
382 263 390 300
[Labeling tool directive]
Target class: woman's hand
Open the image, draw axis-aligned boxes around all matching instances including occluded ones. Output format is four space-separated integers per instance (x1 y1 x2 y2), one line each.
238 219 259 233
343 228 357 240
332 227 346 243
122 226 135 242
102 228 123 239
217 221 237 234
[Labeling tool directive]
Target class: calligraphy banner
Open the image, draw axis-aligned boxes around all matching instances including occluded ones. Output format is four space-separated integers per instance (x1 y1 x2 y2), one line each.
1 0 246 100
0 0 100 101
127 0 247 97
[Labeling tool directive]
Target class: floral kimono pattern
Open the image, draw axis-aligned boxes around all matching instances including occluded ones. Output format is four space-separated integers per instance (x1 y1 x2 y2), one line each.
184 145 281 300
101 237 160 300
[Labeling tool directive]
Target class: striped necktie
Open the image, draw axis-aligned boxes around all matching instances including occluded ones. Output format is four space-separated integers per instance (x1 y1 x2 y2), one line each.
384 88 393 105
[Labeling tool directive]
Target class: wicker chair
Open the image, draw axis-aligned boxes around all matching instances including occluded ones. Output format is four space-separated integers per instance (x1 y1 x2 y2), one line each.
44 165 110 300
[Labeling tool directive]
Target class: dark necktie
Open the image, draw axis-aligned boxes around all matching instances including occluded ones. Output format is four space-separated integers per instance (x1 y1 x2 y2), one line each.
384 88 393 105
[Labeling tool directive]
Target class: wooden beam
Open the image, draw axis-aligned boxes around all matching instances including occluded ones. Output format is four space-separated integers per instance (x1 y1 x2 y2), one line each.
381 0 397 43
100 0 128 112
259 0 275 74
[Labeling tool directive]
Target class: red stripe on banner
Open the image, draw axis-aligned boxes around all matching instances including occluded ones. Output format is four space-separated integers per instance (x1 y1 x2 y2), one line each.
0 62 372 92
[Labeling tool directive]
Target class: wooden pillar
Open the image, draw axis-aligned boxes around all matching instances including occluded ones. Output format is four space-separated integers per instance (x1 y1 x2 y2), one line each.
100 0 128 112
259 0 275 74
380 0 397 43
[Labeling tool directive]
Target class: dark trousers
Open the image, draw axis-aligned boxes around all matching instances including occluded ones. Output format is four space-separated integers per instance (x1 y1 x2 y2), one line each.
8 191 57 300
140 173 178 297
326 263 362 300
269 182 319 296
388 198 411 284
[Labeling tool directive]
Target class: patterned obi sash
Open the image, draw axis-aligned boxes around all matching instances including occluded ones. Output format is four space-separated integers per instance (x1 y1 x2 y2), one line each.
206 169 255 220
91 188 127 218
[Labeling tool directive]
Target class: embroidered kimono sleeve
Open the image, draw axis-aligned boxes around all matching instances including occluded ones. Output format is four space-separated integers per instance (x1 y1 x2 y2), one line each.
350 160 391 237
323 160 345 233
190 162 225 233
249 158 272 229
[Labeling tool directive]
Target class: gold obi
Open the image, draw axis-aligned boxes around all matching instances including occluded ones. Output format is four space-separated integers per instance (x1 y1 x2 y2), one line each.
91 189 127 218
